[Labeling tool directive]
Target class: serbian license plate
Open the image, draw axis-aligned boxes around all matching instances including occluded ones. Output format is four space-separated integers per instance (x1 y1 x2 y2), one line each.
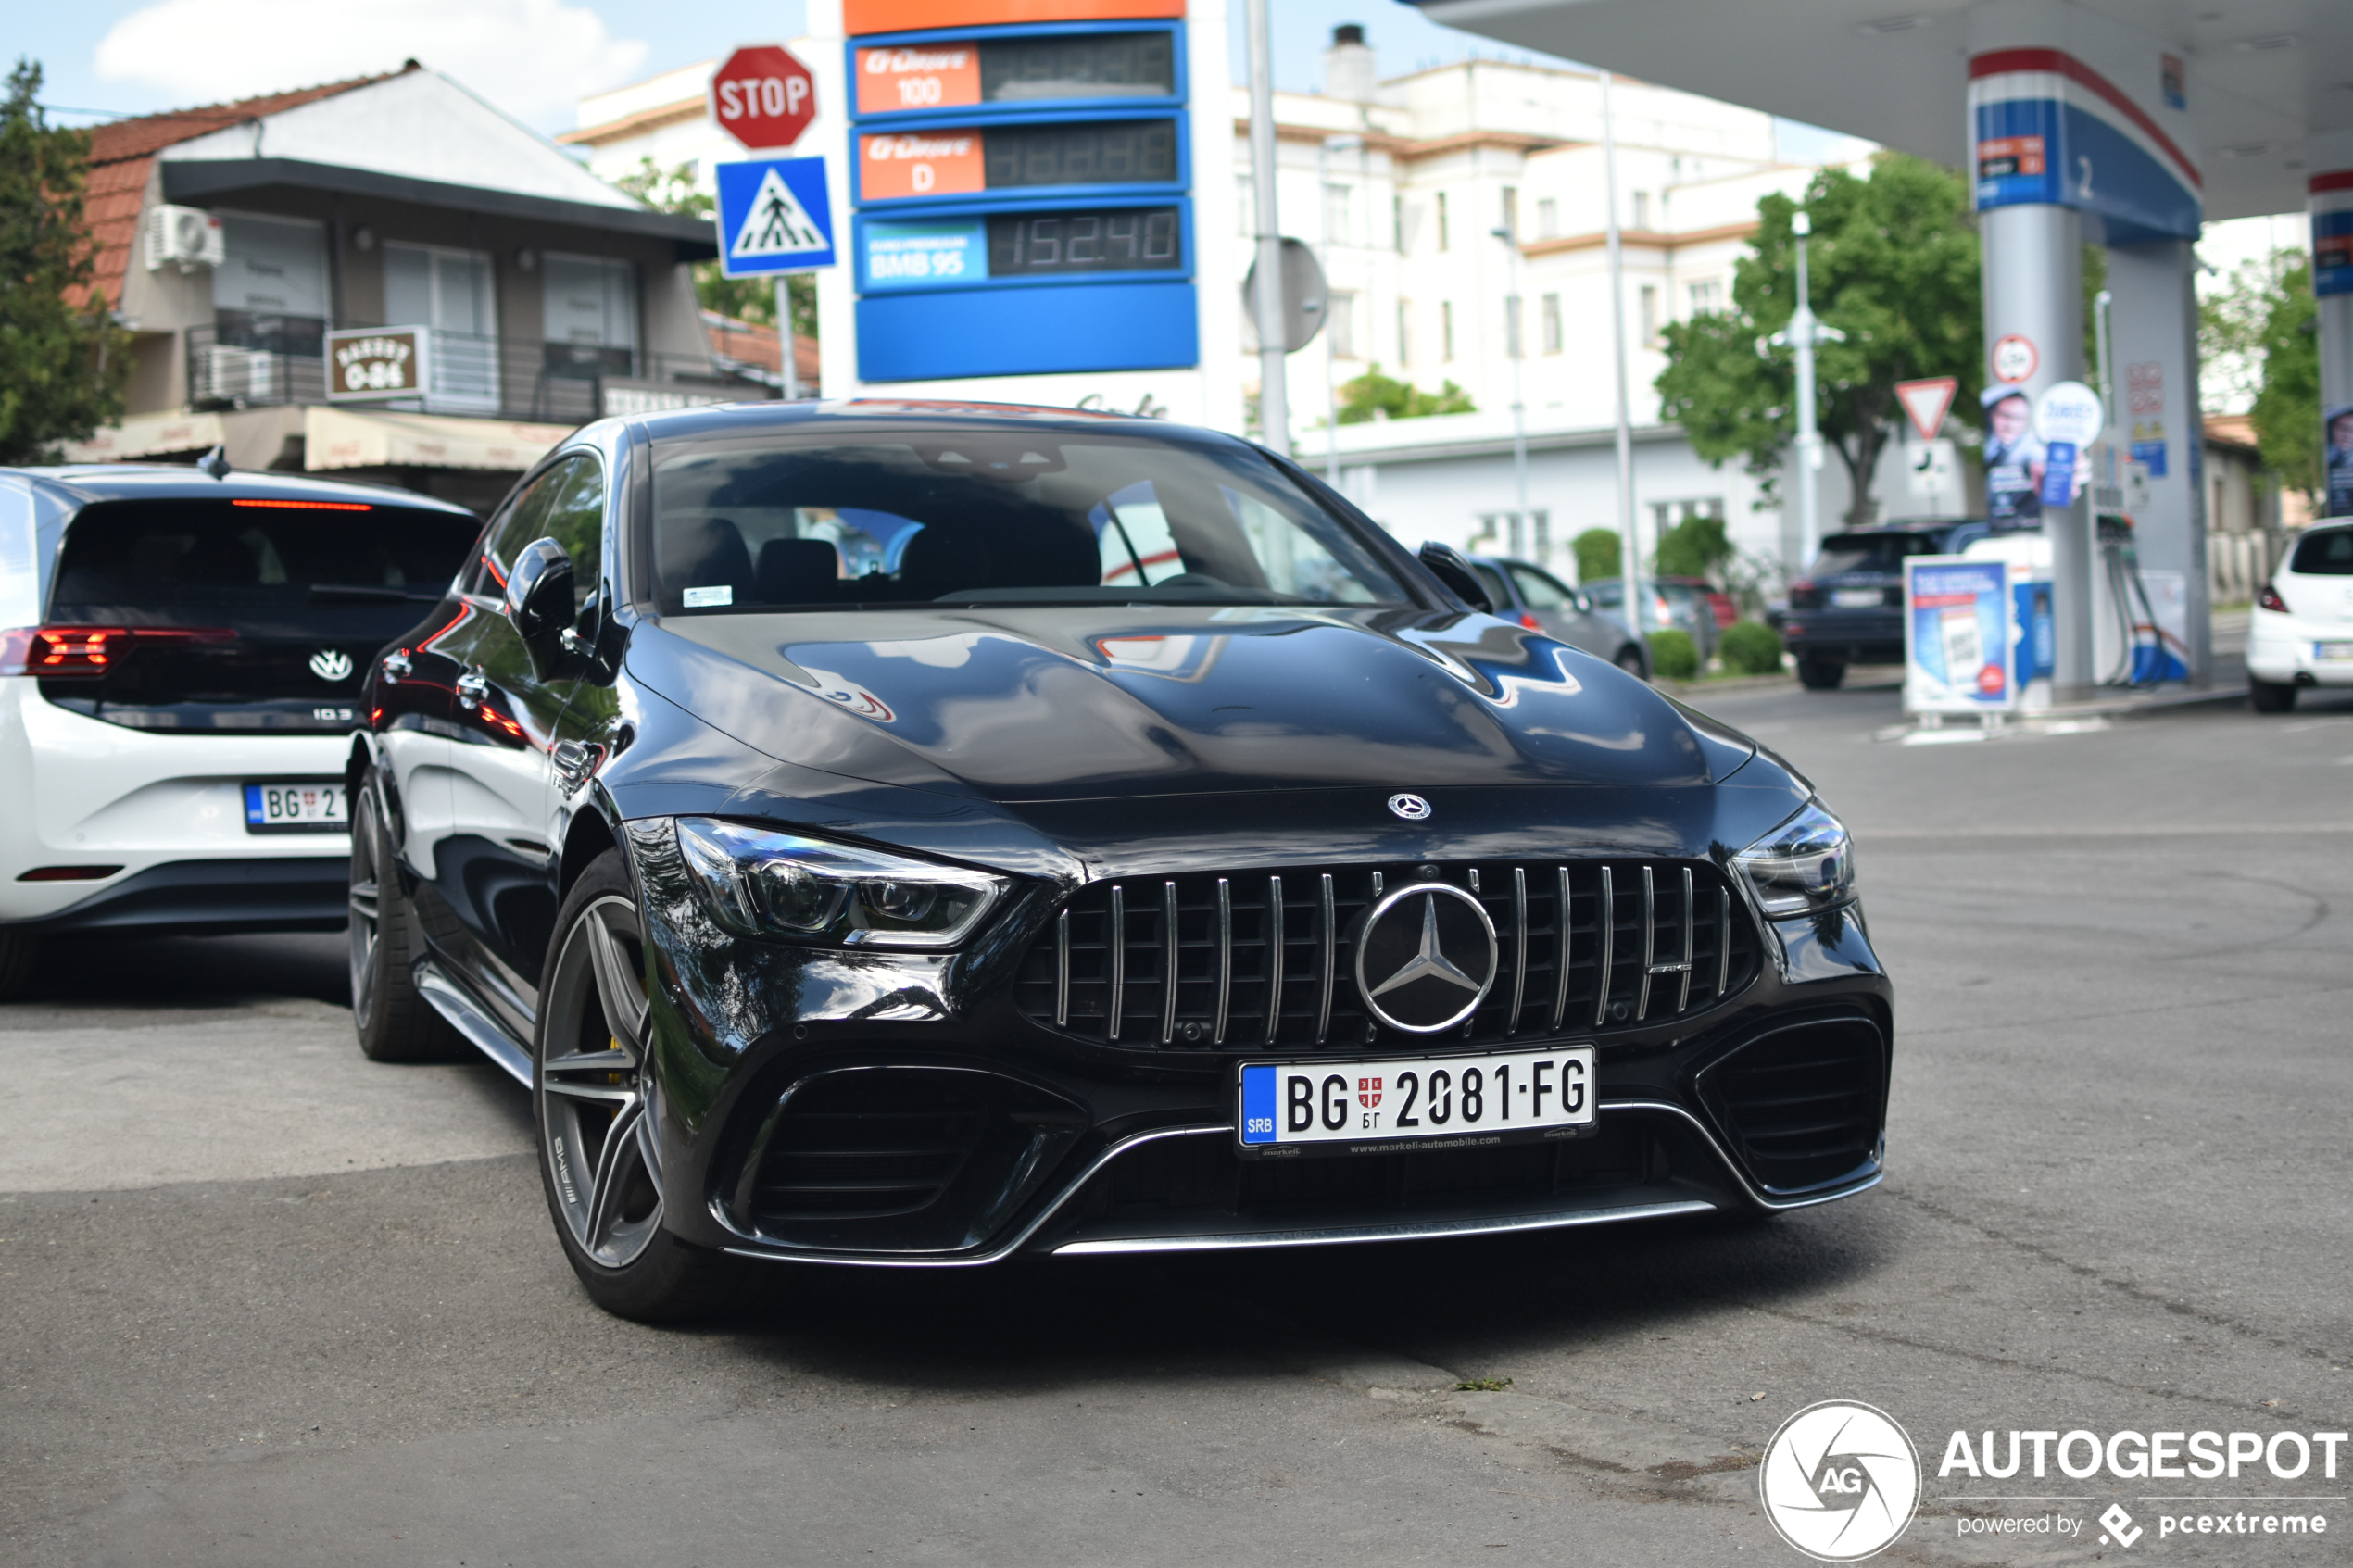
1832 588 1883 608
2317 642 2353 661
243 782 346 833
1237 1047 1596 1156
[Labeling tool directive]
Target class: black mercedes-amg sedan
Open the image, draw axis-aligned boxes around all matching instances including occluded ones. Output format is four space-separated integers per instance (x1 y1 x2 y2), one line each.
348 402 1890 1320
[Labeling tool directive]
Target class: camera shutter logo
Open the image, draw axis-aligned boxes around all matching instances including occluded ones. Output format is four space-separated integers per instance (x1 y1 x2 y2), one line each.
1759 1400 1921 1562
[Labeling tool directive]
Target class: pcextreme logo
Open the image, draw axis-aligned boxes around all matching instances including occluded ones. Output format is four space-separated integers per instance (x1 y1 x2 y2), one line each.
1760 1401 1923 1562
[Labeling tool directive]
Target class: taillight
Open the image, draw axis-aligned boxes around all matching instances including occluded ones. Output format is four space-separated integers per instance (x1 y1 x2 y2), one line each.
0 625 236 676
2257 584 2289 614
1519 611 1541 630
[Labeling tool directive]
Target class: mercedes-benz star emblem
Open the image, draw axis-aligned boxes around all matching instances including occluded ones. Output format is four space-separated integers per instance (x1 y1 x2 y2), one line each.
1387 793 1431 821
1353 882 1497 1033
308 648 355 683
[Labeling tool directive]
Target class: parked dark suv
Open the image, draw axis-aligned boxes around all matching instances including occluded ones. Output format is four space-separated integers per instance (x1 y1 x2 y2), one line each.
1782 520 1993 689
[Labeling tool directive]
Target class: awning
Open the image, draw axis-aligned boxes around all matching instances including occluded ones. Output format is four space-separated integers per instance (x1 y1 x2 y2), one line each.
58 409 227 462
303 407 574 472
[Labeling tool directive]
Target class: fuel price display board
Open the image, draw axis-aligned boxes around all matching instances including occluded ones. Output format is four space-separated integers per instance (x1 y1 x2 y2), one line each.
845 0 1197 383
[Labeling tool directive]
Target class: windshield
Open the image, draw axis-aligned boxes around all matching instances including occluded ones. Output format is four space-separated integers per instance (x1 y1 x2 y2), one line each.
2290 527 2353 577
647 425 1411 614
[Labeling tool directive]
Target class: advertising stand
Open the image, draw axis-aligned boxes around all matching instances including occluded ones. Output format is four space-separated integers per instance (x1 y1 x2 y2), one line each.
1903 556 2020 728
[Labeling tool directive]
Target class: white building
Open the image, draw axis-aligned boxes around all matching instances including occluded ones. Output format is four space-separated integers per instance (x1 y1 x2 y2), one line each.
565 24 1884 579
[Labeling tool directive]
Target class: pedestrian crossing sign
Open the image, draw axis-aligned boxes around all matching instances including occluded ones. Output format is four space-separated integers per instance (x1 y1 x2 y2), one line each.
714 157 836 277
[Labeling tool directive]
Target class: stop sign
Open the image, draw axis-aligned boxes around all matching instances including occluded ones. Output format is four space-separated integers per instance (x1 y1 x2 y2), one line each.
710 45 816 151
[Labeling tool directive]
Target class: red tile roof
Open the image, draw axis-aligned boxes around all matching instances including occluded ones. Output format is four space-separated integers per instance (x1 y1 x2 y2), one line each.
82 66 414 310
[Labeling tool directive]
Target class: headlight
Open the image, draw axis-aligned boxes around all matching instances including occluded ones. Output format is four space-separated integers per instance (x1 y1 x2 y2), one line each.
673 818 1010 949
1732 800 1856 918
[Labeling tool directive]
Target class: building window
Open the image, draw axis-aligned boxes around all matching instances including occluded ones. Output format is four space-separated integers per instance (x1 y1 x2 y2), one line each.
1329 290 1358 359
1536 197 1558 239
1650 497 1725 538
1631 190 1651 230
1504 294 1522 359
212 209 329 355
1324 182 1353 247
1437 192 1449 251
542 254 638 357
1639 284 1658 344
1500 185 1518 240
1688 278 1723 316
1441 301 1454 361
1396 300 1412 366
1541 293 1562 354
1392 194 1404 253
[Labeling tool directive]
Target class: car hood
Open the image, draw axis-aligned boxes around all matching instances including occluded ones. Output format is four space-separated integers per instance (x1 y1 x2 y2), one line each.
625 605 1752 806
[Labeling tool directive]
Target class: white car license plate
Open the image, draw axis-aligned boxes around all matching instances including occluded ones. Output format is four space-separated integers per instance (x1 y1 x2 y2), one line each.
2317 641 2353 661
1832 588 1882 608
1238 1046 1596 1155
243 782 346 834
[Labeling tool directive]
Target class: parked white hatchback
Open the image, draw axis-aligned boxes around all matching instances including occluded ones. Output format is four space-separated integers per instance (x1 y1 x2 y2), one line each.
2247 522 2353 713
0 462 479 996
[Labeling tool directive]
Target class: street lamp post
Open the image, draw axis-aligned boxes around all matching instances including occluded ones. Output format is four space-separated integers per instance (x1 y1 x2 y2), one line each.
1770 211 1843 571
1491 220 1529 564
1244 0 1288 450
1601 69 1641 627
1323 134 1364 487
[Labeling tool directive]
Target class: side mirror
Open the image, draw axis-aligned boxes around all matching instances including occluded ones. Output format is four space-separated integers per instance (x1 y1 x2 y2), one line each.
504 537 576 648
1416 541 1494 613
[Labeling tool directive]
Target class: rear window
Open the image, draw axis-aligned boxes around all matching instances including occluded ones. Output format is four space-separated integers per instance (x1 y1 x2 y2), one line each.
2289 527 2353 577
647 426 1409 614
1811 533 1934 577
50 498 479 630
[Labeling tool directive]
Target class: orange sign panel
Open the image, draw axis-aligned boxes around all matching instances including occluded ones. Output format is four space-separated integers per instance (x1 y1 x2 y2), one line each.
861 129 987 200
846 0 1182 38
857 43 983 114
1975 135 2046 179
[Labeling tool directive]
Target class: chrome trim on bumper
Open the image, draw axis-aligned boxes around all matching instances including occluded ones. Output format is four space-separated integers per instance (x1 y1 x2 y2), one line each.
1049 1198 1720 1257
1604 1098 1883 1211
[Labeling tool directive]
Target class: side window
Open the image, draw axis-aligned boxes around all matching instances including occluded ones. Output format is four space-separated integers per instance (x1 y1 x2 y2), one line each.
466 455 601 599
1472 562 1511 608
1507 563 1574 609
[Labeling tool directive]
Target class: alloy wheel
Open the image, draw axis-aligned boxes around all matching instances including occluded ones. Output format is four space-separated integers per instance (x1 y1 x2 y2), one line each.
538 895 664 1270
347 791 382 1022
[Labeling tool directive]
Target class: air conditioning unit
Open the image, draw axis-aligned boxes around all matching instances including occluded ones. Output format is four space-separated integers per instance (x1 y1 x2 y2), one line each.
145 205 225 272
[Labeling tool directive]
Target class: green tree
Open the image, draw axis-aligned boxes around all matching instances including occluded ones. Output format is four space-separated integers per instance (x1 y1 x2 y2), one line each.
0 59 129 464
2246 258 2320 501
1653 512 1733 579
1655 153 1982 527
616 158 816 342
1572 526 1624 583
1336 363 1476 423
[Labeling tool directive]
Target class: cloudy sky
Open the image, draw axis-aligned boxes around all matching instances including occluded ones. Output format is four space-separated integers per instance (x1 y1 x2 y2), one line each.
20 0 1590 132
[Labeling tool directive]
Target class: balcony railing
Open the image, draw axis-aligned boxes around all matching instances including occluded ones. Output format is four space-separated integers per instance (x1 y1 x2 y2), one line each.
187 320 783 426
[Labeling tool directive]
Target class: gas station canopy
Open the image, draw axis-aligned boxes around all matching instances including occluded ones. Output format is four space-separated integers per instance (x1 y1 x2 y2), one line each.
1416 0 2352 220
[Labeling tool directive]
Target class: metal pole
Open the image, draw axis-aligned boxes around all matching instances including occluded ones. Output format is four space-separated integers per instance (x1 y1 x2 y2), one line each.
1791 212 1820 569
1493 223 1529 561
776 275 799 401
1601 69 1640 631
1244 0 1288 450
1323 138 1340 484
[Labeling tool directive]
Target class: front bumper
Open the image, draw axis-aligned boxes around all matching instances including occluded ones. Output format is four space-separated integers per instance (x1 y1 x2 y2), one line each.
623 824 1894 1266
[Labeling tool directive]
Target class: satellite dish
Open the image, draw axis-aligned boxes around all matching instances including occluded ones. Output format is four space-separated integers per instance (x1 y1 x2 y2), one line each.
1240 238 1329 353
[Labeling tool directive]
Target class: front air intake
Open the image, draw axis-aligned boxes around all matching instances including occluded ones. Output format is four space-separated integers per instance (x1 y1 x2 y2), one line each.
1699 1017 1886 1194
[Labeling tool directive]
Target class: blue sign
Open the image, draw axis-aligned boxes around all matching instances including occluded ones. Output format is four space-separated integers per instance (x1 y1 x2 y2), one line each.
714 157 837 278
2129 438 2168 478
861 218 985 292
1906 558 2014 713
2039 440 2078 508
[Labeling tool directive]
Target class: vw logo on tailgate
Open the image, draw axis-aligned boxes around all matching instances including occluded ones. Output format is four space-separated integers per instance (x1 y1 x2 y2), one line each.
1353 882 1498 1033
308 648 355 683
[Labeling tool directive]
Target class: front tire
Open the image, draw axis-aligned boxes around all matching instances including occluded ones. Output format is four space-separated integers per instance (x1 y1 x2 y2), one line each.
349 770 463 1062
1796 654 1846 690
535 850 740 1322
1614 646 1649 680
2248 675 2297 713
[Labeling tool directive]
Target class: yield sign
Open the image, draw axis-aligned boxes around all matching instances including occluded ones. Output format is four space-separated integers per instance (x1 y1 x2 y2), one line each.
714 157 837 276
1895 376 1958 442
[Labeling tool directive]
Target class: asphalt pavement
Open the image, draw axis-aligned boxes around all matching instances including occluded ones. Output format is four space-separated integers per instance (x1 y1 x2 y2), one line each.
5 679 2350 1567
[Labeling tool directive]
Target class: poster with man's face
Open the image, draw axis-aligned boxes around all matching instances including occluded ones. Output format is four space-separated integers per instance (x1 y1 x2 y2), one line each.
1982 388 2045 526
2327 405 2353 519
